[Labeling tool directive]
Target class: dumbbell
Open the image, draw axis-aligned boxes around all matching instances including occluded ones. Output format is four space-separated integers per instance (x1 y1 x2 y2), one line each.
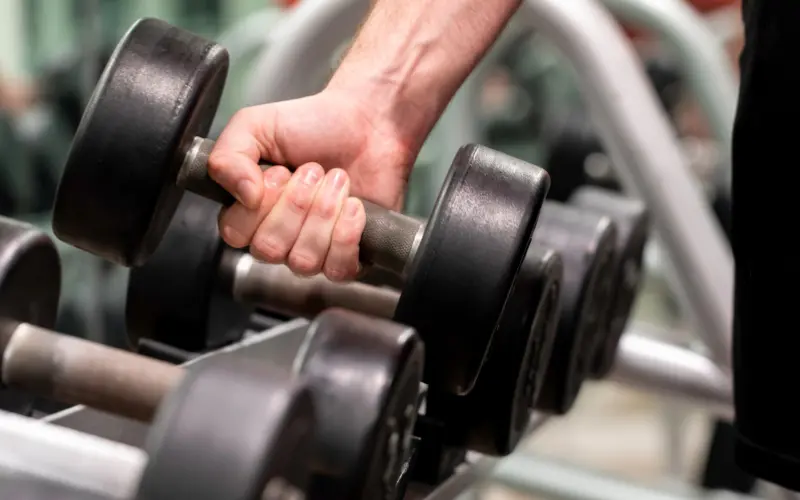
568 187 650 378
424 245 562 455
127 192 562 456
0 215 61 415
0 217 424 499
532 201 618 414
51 17 549 396
1 359 315 500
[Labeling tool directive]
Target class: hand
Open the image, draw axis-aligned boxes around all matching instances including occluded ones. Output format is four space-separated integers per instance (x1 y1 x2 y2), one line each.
208 88 416 281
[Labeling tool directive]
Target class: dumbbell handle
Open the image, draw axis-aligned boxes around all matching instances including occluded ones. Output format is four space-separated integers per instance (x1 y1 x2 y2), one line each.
220 249 401 320
0 321 181 423
177 137 425 277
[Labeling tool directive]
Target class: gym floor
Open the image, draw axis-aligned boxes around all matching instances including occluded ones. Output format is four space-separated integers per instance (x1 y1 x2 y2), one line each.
481 252 712 499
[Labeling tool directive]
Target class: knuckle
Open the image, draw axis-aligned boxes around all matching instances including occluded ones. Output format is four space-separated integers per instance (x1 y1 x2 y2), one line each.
251 237 288 263
332 221 363 247
231 106 259 125
311 196 338 220
285 186 314 215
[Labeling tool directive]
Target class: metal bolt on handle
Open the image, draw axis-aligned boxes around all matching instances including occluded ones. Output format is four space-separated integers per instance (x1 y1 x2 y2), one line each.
177 137 425 277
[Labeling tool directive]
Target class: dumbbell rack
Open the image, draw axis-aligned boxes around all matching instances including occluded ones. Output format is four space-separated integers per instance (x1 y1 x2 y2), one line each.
238 0 742 498
245 0 733 371
4 0 745 498
34 314 730 500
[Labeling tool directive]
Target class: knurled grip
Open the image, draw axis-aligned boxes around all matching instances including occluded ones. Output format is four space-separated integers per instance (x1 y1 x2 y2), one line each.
360 201 423 276
177 137 424 276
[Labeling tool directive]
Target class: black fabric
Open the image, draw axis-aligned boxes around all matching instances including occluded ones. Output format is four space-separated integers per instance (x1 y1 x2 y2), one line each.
733 0 800 491
702 421 757 492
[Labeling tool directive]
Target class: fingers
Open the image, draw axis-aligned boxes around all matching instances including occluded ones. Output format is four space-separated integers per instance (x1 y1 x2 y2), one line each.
323 198 366 282
208 107 269 209
218 166 292 248
287 169 350 276
218 163 364 281
250 163 325 265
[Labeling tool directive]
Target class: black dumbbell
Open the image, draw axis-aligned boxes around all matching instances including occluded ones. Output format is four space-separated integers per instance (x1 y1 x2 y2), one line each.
541 109 620 202
3 356 315 500
424 246 562 455
1 312 423 500
532 201 618 414
0 218 424 499
52 18 549 396
569 187 650 378
0 215 61 415
127 192 562 457
0 218 316 499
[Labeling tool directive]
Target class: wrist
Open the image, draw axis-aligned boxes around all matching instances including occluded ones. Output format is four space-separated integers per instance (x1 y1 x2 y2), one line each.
326 66 441 154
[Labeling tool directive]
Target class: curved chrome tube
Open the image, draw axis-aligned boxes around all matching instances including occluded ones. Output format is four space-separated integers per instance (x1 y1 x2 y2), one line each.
518 0 733 368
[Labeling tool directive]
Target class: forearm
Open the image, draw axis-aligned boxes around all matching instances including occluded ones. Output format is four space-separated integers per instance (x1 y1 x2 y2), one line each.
327 0 521 152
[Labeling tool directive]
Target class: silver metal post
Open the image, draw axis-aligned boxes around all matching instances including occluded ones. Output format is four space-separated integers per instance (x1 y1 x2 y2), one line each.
0 410 144 500
600 0 737 153
518 0 734 369
610 329 732 419
244 0 734 369
244 0 371 103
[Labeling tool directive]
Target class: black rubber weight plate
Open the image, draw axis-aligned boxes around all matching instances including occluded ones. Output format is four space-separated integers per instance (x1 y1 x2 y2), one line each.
426 246 563 456
569 187 649 378
395 144 550 395
137 358 315 500
0 217 61 415
534 203 617 414
126 192 252 352
53 18 229 267
297 309 424 499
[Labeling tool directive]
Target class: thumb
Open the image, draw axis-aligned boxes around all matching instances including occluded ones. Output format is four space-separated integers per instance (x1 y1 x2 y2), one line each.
208 106 273 210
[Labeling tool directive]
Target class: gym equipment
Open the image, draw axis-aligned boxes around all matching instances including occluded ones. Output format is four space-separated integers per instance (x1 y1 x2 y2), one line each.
0 358 316 500
540 109 619 201
138 359 315 500
568 187 649 378
532 201 617 414
128 192 560 456
0 216 61 415
424 246 562 456
1 295 423 498
52 17 549 395
124 193 254 352
253 0 733 379
297 309 423 499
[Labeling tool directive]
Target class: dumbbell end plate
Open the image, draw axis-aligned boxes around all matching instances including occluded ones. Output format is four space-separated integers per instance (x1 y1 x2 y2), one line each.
395 145 550 395
0 217 61 415
53 18 229 267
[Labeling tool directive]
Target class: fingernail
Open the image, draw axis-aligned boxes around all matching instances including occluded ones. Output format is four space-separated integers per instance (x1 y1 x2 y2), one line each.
264 169 289 189
221 224 247 247
330 170 347 191
327 268 345 281
344 199 361 218
236 179 260 208
300 164 323 186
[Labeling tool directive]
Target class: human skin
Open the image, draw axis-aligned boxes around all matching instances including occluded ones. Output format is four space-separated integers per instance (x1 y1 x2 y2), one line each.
208 0 522 281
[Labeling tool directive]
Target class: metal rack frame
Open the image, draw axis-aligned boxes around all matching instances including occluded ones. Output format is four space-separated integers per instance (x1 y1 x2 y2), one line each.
244 0 733 368
40 318 730 499
4 0 740 498
240 0 737 497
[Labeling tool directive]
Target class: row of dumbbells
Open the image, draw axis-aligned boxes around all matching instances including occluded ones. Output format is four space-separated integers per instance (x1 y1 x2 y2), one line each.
0 18 651 500
0 185 647 499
